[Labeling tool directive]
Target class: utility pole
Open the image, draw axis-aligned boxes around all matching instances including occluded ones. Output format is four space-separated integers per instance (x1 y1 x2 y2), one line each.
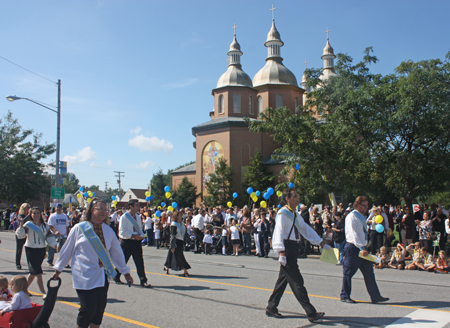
105 181 109 191
114 171 125 199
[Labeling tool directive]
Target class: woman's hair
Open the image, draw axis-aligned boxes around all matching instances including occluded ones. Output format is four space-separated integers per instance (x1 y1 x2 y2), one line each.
10 275 29 297
172 210 182 222
84 198 110 225
30 207 44 225
439 250 448 260
19 203 30 216
0 276 8 289
372 207 380 215
353 196 368 209
242 208 250 218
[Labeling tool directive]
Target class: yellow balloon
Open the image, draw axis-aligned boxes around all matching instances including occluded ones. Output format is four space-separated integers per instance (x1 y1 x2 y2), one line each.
158 206 162 209
251 192 256 198
112 204 116 208
260 201 267 208
88 191 93 197
252 196 258 202
227 201 233 208
168 206 174 211
375 215 384 224
77 194 82 198
113 200 117 205
87 198 92 203
145 191 150 197
276 190 283 197
165 192 171 199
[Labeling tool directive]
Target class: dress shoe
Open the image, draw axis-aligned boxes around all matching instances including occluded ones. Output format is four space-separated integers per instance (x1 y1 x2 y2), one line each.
341 298 356 303
307 312 325 323
114 279 125 285
16 265 21 270
265 309 283 318
140 282 152 288
372 296 389 304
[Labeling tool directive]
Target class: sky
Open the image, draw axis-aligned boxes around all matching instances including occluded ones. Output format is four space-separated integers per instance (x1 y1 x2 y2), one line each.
1 0 449 194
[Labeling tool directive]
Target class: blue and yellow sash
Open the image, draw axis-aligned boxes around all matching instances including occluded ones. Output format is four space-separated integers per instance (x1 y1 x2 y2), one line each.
171 221 186 239
24 222 46 244
351 209 368 241
78 221 117 279
123 212 141 234
278 208 301 239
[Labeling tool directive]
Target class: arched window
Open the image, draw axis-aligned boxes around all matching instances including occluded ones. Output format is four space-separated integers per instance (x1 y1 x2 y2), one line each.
276 94 284 108
218 95 224 114
233 93 241 113
258 96 263 115
249 96 254 115
295 97 298 115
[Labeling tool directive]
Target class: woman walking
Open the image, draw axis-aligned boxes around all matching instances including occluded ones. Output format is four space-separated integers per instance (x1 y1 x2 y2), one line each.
164 210 191 277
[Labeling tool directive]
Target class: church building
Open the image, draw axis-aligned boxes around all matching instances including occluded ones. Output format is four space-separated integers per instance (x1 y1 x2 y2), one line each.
171 12 337 206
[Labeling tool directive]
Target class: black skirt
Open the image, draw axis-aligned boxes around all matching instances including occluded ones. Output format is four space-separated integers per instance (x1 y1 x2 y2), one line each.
25 246 46 275
164 239 191 271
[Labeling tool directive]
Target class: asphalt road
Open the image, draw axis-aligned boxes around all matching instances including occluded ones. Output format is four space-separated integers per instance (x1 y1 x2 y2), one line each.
1 231 450 328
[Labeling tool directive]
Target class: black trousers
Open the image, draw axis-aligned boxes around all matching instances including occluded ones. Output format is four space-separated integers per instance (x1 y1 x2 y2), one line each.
15 235 26 266
369 230 384 255
115 239 147 283
267 241 317 316
76 276 109 328
194 228 203 251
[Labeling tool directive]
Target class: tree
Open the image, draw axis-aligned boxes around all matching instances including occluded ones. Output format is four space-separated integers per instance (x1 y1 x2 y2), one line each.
150 169 172 206
175 177 198 208
243 152 274 202
58 172 80 194
204 157 233 207
249 49 450 210
0 111 55 203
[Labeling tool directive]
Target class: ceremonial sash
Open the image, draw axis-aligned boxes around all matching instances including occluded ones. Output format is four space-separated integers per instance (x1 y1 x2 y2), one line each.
78 221 117 279
123 212 141 234
351 209 368 241
24 222 46 244
278 208 301 239
171 221 186 240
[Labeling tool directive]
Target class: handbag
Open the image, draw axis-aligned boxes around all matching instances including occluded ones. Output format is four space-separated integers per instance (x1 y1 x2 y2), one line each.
426 231 437 241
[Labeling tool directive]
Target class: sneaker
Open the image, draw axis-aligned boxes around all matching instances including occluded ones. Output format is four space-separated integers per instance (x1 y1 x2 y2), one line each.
336 261 342 265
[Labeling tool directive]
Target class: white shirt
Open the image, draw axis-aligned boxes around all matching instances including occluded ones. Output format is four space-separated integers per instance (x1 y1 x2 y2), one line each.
16 222 49 248
229 226 240 240
272 207 323 253
110 212 120 224
366 211 389 231
192 214 205 230
445 218 450 235
118 212 144 239
54 222 130 290
345 210 368 249
0 291 31 312
254 218 263 232
48 212 69 236
203 234 213 243
144 217 153 230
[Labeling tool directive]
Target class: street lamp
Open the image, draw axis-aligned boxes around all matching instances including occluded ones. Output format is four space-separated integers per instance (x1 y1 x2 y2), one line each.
6 79 62 188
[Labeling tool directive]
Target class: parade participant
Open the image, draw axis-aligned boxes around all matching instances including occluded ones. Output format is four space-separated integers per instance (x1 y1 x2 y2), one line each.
340 196 389 304
164 210 191 277
266 188 325 323
15 203 31 269
114 199 151 288
47 203 70 267
52 198 132 328
16 207 48 298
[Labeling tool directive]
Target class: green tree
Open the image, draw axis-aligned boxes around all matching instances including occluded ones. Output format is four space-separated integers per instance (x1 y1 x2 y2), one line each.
0 111 55 203
175 177 198 208
150 169 172 206
204 157 233 207
249 49 450 210
243 152 274 201
60 172 80 194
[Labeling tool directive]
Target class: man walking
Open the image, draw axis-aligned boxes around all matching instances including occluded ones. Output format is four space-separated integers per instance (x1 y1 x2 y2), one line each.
340 196 389 303
266 188 325 323
47 203 70 266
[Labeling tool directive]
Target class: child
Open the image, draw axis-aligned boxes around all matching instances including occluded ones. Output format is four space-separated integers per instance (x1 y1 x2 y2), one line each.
203 230 213 255
435 250 449 273
388 244 407 270
228 219 240 256
416 247 435 272
0 276 32 314
374 246 389 269
323 225 334 247
221 224 228 256
0 276 12 301
154 218 161 249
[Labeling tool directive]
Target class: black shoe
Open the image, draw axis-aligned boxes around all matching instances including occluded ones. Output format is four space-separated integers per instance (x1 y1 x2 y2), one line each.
341 298 356 303
140 282 152 288
16 265 21 270
65 264 71 268
265 309 283 318
372 296 389 304
114 279 125 285
308 312 325 323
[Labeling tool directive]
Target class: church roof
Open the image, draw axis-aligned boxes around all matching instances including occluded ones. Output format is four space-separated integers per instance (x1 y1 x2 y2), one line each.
192 116 256 135
265 20 283 45
253 59 298 87
217 65 253 88
172 163 197 174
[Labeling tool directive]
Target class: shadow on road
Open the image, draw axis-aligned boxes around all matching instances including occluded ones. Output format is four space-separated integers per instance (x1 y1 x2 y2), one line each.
153 285 226 291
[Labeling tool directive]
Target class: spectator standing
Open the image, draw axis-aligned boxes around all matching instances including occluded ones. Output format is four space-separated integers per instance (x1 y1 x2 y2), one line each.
332 212 345 265
47 203 69 267
192 209 205 253
15 203 31 270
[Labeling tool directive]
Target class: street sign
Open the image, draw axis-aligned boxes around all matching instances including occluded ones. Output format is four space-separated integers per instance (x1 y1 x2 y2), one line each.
51 187 65 199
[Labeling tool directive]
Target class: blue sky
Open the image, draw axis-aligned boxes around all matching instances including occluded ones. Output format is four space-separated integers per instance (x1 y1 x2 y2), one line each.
1 0 449 192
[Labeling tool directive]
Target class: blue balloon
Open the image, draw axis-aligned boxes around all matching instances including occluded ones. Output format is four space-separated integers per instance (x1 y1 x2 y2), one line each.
295 163 301 170
149 195 154 200
83 192 88 198
164 186 170 192
111 195 116 201
375 224 384 233
146 196 151 201
267 187 274 195
247 187 254 195
172 202 178 209
155 210 161 217
277 204 281 208
79 187 84 192
92 192 96 197
233 192 238 199
256 191 261 197
263 192 270 200
161 202 166 207
288 182 295 188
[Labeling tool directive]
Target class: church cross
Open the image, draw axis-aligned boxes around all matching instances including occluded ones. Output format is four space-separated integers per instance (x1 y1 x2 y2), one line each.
233 23 237 36
270 4 276 20
304 59 308 69
325 27 331 39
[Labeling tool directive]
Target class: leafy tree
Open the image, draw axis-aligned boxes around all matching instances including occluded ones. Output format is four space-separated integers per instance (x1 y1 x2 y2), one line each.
204 157 233 207
60 172 80 194
151 169 172 206
175 177 198 208
0 111 55 203
243 152 274 203
249 48 450 210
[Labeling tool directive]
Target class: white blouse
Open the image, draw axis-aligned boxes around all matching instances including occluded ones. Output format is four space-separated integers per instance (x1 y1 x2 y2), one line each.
0 291 31 312
16 222 49 248
54 222 130 290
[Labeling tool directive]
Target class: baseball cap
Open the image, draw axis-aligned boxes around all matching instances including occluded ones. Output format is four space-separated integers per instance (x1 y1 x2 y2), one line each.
56 203 63 208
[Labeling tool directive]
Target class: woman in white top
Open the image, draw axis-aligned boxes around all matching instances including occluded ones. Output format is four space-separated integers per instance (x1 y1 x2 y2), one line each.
52 198 132 328
253 209 263 256
16 207 48 298
228 219 240 256
164 211 191 276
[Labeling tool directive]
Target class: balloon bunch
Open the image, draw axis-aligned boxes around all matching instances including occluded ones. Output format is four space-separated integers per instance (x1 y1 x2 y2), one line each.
374 215 385 233
247 188 261 204
77 187 98 204
145 191 154 202
110 195 119 208
227 192 238 208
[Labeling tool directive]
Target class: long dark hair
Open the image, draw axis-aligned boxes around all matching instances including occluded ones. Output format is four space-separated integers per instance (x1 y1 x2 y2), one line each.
30 207 44 225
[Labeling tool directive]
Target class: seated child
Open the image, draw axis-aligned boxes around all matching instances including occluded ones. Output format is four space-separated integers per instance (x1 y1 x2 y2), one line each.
374 246 389 269
405 242 420 261
415 247 436 272
0 276 32 314
0 276 12 301
388 244 407 270
405 245 423 270
434 250 449 273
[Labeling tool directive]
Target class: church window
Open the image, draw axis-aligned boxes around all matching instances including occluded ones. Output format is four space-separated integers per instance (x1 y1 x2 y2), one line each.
295 97 298 115
249 96 254 115
258 96 263 115
219 95 224 114
233 93 241 113
276 94 284 108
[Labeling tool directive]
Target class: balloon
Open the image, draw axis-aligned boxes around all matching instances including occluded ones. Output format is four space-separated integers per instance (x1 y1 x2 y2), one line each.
92 192 96 197
375 224 384 233
172 202 178 208
149 195 154 200
288 182 295 188
87 198 92 203
158 206 161 209
83 192 88 198
168 206 174 212
260 201 267 208
145 191 150 197
276 190 283 197
263 192 270 200
256 191 261 197
267 187 274 195
250 192 256 198
164 186 170 193
77 194 82 198
88 191 93 197
227 201 233 208
79 187 84 192
146 196 151 201
165 192 171 199
295 163 301 170
161 202 166 207
113 200 117 205
233 192 238 199
375 215 384 224
277 204 281 208
252 196 258 202
247 187 254 195
155 210 161 218
111 195 116 200
112 204 116 208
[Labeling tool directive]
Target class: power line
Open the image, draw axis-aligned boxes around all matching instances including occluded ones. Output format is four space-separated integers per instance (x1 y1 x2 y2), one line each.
0 54 56 84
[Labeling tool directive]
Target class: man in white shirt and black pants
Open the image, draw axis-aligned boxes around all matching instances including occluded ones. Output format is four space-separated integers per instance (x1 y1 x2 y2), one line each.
114 199 151 288
266 188 325 323
192 209 205 253
340 196 389 303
